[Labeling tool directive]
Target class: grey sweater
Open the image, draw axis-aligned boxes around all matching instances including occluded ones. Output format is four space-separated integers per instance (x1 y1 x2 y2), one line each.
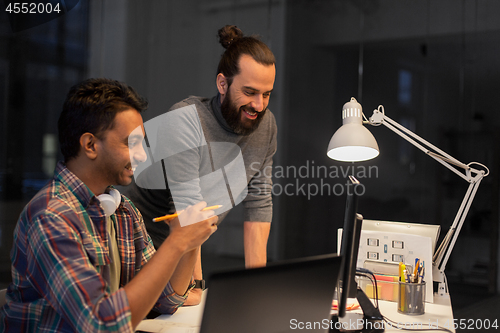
122 95 277 248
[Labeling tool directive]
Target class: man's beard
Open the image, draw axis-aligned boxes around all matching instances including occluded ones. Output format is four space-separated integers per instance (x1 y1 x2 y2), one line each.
220 88 265 135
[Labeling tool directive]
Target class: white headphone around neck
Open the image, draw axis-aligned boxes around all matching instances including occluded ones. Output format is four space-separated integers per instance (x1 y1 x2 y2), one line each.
97 189 121 217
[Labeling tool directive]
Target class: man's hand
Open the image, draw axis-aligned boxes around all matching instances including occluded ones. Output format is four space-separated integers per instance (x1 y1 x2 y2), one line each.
124 202 217 329
169 202 218 253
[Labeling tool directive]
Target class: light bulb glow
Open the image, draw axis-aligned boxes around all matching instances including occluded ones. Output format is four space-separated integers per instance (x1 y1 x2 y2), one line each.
327 146 379 162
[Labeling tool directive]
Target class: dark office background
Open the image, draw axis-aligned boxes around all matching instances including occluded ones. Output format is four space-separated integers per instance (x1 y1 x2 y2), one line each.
1 0 499 325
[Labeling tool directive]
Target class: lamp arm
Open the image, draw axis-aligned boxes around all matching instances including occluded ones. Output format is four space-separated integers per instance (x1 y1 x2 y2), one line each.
368 106 489 296
369 108 471 181
431 176 484 296
434 177 484 271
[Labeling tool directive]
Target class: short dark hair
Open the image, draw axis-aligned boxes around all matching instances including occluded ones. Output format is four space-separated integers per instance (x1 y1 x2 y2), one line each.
217 25 275 85
58 78 148 162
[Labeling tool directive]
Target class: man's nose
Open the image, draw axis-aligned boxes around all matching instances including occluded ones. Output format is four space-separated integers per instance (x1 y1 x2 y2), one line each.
250 95 264 112
133 143 148 163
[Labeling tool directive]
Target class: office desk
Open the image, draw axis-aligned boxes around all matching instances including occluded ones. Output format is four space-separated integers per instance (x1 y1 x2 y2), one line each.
338 294 455 332
137 292 455 333
137 291 207 333
383 295 455 331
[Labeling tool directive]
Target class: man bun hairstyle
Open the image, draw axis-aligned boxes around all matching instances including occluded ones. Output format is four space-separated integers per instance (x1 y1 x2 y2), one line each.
58 78 148 162
218 24 244 49
217 25 275 85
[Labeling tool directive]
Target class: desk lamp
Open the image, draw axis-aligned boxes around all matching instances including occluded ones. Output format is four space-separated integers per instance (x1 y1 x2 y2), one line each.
327 97 489 297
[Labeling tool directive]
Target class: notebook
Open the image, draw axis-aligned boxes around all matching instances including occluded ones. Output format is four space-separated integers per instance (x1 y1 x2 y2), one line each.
200 253 342 333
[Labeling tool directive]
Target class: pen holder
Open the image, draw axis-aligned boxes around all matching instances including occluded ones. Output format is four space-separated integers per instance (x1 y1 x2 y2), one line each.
398 282 425 315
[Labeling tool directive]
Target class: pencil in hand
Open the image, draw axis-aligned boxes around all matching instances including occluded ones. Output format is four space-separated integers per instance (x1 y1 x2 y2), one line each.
152 205 222 223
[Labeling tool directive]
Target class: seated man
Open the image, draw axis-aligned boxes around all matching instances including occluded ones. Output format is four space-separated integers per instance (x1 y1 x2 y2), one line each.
0 78 218 332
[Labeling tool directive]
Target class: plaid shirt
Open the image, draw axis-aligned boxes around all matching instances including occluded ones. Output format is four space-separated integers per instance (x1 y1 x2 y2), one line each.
0 162 188 332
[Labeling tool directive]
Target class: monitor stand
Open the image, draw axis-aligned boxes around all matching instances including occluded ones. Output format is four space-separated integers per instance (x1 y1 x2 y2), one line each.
330 288 385 333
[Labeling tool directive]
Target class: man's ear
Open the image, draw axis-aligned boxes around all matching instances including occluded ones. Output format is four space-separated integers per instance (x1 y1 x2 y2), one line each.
216 73 228 96
80 133 98 160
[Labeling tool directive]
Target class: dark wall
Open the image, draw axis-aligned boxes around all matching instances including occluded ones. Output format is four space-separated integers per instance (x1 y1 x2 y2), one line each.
0 0 90 286
280 0 499 291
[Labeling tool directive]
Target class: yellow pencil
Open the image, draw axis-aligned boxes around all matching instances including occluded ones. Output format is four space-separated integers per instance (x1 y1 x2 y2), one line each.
152 205 222 222
413 259 420 282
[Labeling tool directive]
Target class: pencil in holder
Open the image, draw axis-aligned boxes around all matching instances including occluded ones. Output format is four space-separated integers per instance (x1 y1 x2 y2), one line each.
397 281 425 315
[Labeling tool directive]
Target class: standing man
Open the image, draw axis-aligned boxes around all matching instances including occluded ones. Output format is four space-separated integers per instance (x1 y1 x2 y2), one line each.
122 25 277 302
0 78 218 332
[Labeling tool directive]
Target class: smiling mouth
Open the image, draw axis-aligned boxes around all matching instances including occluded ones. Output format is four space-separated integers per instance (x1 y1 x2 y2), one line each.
125 166 136 172
243 108 258 118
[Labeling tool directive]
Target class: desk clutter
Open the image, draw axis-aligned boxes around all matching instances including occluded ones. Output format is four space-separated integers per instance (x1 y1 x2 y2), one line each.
358 259 427 316
355 220 436 303
398 281 426 315
398 259 426 315
399 259 425 284
359 274 399 302
358 258 426 301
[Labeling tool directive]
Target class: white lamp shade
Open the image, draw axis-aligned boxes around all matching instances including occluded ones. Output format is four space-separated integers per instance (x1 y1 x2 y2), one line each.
327 123 379 162
327 97 380 162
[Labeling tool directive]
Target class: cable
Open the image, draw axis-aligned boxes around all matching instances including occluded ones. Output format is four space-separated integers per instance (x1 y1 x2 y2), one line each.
356 268 379 308
382 315 453 333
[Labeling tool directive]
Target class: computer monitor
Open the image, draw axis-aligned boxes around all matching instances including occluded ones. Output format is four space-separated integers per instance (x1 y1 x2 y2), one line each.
335 176 384 332
201 254 342 333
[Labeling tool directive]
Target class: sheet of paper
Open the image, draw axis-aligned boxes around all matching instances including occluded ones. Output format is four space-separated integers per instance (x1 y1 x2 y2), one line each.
136 319 200 333
357 230 434 303
137 290 207 333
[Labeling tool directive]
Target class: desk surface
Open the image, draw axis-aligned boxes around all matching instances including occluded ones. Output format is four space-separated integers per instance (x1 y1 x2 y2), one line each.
137 292 207 333
137 292 455 333
346 294 455 332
